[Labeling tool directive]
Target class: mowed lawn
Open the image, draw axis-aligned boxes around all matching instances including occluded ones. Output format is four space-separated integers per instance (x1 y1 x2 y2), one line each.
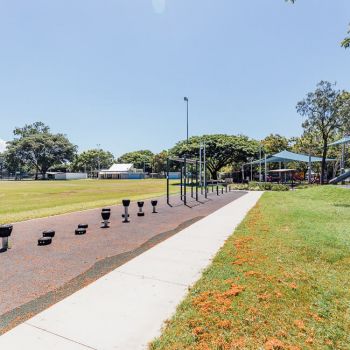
150 187 350 350
0 179 178 224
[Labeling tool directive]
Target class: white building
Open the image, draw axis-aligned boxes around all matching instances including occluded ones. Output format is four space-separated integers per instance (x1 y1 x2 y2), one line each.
99 164 145 179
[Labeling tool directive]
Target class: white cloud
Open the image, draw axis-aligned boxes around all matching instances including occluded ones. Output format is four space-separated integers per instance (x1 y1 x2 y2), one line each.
0 139 7 153
152 0 166 14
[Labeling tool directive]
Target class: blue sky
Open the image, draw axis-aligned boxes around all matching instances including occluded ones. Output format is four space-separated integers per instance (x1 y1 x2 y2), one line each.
0 0 349 157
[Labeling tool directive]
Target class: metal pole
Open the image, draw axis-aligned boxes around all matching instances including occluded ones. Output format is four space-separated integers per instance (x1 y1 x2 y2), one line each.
341 143 345 175
184 157 187 205
264 154 267 182
184 97 189 143
250 161 253 181
195 160 199 201
187 100 189 142
308 154 312 184
180 166 183 201
191 166 194 198
279 161 282 183
241 165 244 183
259 144 262 183
166 158 170 205
204 142 207 199
199 143 202 194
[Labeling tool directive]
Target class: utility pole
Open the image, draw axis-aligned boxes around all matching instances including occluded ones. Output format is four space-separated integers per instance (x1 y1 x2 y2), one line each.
199 142 202 194
203 141 207 198
184 97 189 143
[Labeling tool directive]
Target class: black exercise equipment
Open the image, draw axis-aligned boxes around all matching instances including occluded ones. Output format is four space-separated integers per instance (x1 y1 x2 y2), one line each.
137 201 145 217
101 209 111 228
75 228 87 235
166 154 207 207
0 224 13 251
0 225 13 238
43 230 55 238
38 237 52 246
78 224 88 229
122 200 131 223
151 200 158 213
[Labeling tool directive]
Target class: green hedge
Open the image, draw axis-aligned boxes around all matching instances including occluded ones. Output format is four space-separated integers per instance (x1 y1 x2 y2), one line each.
229 182 289 191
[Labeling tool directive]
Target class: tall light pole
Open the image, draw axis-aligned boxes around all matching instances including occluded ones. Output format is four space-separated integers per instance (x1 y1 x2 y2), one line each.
203 141 207 198
199 142 202 191
184 97 189 143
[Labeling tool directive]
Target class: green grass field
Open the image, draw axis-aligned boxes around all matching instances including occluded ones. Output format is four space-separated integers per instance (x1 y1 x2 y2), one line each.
0 179 178 224
150 186 350 350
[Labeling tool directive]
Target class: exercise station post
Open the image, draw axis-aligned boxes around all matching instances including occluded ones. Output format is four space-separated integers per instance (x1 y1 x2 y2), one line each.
166 151 207 207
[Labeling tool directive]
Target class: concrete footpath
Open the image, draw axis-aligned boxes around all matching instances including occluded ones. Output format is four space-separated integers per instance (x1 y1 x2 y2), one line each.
0 191 263 350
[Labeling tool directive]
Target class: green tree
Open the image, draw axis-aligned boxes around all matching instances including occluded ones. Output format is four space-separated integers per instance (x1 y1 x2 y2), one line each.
170 134 259 179
152 150 168 173
342 27 350 48
296 81 350 183
261 134 291 155
71 149 115 172
117 150 154 170
291 131 345 179
5 122 77 179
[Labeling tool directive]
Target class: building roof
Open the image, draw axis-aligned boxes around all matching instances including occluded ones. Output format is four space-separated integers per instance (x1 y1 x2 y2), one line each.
248 150 334 165
329 135 350 146
108 164 134 172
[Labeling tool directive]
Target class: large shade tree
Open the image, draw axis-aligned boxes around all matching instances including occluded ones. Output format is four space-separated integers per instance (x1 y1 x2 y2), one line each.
261 134 291 155
296 81 350 184
5 122 77 179
71 149 115 172
170 134 259 179
117 150 154 170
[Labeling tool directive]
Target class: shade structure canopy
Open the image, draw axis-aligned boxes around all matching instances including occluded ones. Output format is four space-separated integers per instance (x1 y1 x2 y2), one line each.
269 169 296 173
329 135 350 146
248 150 334 165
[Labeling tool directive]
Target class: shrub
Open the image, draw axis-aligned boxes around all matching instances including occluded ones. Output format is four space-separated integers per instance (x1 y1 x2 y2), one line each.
229 182 289 191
